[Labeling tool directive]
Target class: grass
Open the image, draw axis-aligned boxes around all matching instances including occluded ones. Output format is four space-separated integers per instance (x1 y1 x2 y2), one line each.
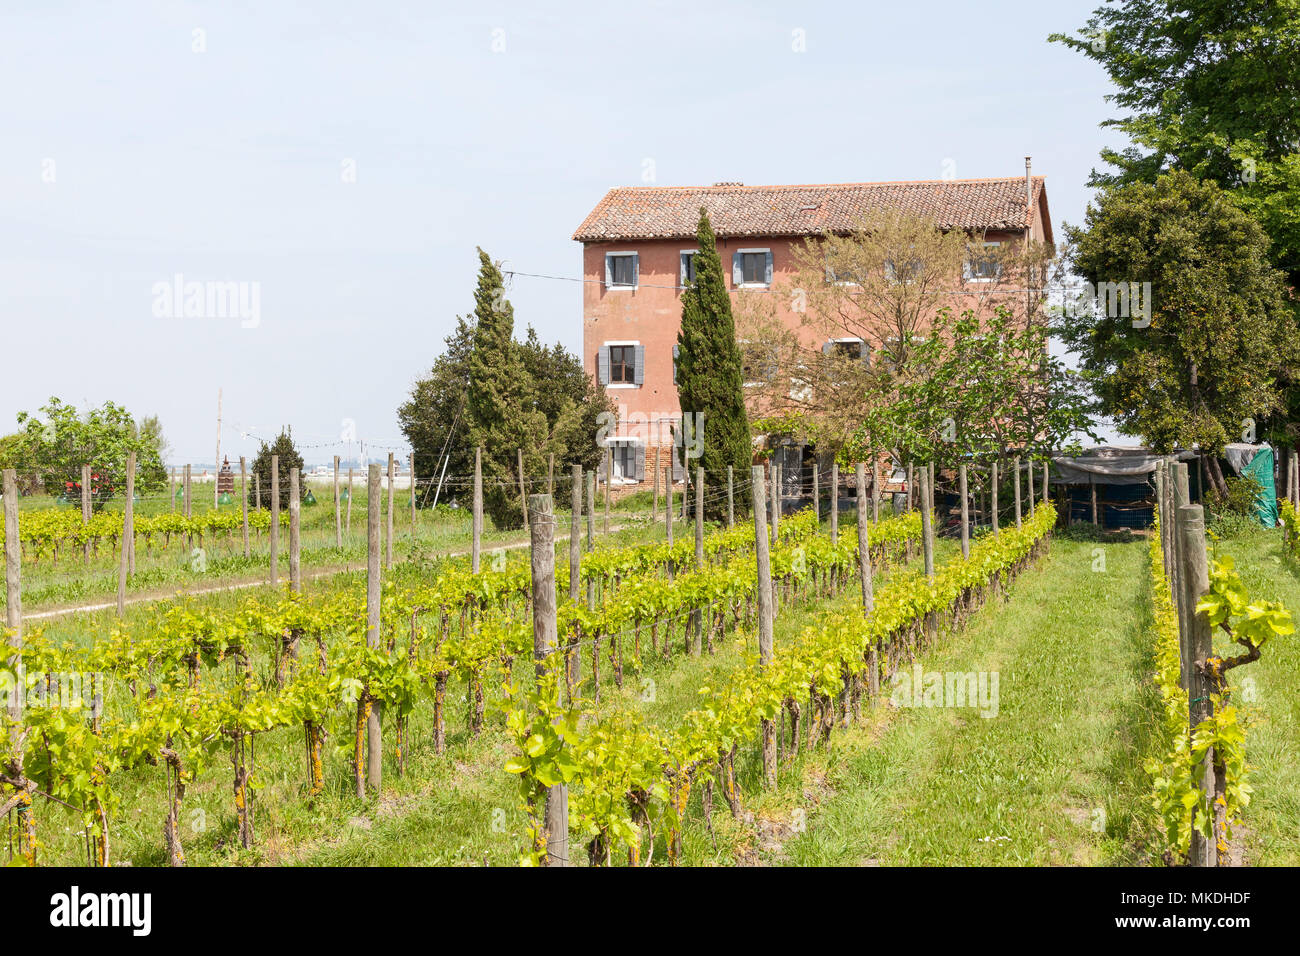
743 536 1163 866
1206 528 1300 865
19 518 1295 867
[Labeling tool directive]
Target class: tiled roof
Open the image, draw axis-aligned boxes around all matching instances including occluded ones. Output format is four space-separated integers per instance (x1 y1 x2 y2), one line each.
573 177 1049 242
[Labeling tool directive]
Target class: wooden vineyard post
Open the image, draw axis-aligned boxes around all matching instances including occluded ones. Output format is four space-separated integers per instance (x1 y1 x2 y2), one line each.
990 460 999 536
517 448 529 529
856 463 874 613
693 465 705 655
1090 474 1099 526
663 467 672 548
769 462 779 545
1042 461 1049 507
345 467 353 535
168 466 176 513
472 447 483 573
3 469 21 719
906 463 914 511
289 467 302 594
752 465 776 789
547 452 555 500
830 462 839 541
569 465 582 603
1179 504 1216 867
604 445 612 537
727 464 734 528
958 463 970 559
1013 455 1022 529
569 464 583 690
409 452 416 537
269 456 280 585
871 459 881 523
116 452 135 617
586 469 598 611
240 456 249 558
812 462 820 526
1172 463 1192 687
386 452 395 570
920 466 935 580
652 457 660 524
929 462 936 516
528 492 568 866
183 464 192 520
255 470 261 512
856 462 879 700
81 464 92 564
333 455 341 548
364 464 383 795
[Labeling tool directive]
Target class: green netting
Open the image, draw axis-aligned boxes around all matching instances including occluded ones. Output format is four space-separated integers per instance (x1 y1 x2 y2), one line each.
1243 446 1277 526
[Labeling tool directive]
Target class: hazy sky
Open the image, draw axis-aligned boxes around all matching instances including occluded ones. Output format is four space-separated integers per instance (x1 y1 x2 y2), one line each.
1 0 1125 466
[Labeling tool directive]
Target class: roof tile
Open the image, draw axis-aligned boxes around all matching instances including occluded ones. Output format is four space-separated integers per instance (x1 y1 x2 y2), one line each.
573 177 1047 242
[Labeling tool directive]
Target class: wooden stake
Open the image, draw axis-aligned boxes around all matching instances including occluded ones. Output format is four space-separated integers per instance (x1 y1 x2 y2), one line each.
604 445 612 536
528 491 568 866
991 460 999 536
856 463 874 613
345 467 353 534
3 469 21 718
472 447 483 574
365 463 383 793
409 452 416 536
333 455 341 548
1179 503 1215 867
240 456 249 558
116 452 135 617
569 465 582 603
652 455 660 523
830 461 839 541
959 463 970 558
1013 455 1022 529
752 465 776 789
920 466 935 580
812 462 820 525
289 467 302 594
81 463 92 564
269 456 280 585
386 452 395 570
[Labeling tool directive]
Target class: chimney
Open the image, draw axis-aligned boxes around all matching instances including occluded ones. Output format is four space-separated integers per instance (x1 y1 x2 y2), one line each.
1024 156 1033 221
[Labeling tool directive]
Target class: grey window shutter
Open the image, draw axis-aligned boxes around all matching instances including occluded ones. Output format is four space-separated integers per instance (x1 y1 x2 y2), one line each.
635 443 646 482
631 253 639 287
672 450 685 483
634 345 645 385
604 255 613 288
764 251 773 284
732 252 743 286
822 341 833 355
672 343 680 384
680 253 687 287
597 346 610 385
861 344 871 368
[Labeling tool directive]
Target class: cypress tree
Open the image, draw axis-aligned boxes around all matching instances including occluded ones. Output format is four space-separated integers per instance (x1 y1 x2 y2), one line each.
465 248 545 529
676 208 752 521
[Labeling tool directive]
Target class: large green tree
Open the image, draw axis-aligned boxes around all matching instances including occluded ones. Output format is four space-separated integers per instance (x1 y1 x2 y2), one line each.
1058 171 1299 495
14 397 167 506
441 249 609 529
676 209 752 521
1051 0 1300 285
248 428 305 512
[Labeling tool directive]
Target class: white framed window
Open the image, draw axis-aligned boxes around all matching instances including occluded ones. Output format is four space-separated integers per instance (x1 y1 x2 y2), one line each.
605 438 644 483
823 337 868 363
885 258 924 283
597 341 644 389
604 251 638 289
679 250 699 288
732 248 773 288
964 241 1002 282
